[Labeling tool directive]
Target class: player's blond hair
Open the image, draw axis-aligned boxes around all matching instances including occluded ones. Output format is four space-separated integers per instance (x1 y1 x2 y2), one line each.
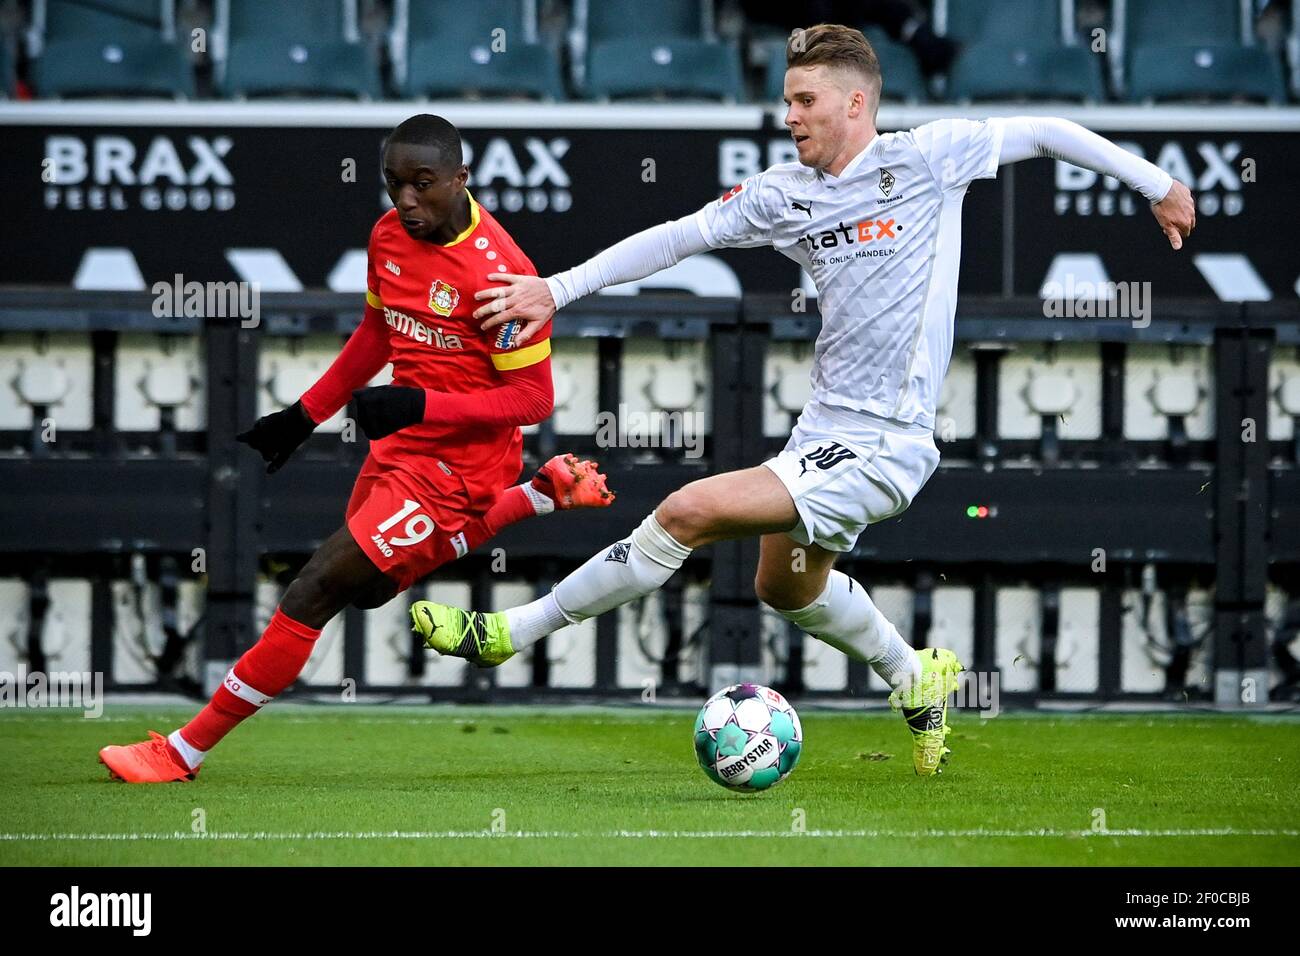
785 23 883 113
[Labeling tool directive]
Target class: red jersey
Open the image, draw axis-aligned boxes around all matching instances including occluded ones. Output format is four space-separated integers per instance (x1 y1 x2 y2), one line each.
363 194 549 511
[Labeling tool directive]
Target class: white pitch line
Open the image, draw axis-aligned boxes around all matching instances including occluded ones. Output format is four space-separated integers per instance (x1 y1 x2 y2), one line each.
1 828 1296 842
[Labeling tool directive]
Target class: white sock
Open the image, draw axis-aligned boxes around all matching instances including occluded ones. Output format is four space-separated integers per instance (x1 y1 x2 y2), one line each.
774 570 920 692
520 481 554 516
168 729 207 769
505 513 692 651
504 591 571 651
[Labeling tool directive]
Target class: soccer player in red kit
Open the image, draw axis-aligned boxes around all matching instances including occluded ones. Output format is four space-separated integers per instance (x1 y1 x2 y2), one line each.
98 114 613 782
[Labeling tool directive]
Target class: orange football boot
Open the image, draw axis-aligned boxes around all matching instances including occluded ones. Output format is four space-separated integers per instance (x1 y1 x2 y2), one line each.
531 453 615 509
99 731 198 783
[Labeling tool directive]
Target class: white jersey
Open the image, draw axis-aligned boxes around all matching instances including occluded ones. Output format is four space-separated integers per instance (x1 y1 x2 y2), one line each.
695 118 1006 431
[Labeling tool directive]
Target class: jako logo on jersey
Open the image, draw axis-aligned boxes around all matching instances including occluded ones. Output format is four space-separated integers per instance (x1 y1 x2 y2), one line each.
797 217 901 251
798 442 856 476
879 168 896 197
494 319 520 350
719 183 744 203
383 306 464 350
370 533 395 558
428 279 460 316
385 259 400 275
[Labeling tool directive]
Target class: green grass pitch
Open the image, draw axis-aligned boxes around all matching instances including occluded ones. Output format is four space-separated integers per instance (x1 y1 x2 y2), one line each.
2 705 1297 866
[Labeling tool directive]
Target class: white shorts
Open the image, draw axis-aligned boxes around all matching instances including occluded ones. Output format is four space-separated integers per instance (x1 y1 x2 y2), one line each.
762 401 941 553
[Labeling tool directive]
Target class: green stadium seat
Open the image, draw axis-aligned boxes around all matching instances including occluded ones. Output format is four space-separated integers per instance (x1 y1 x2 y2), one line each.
405 42 562 100
33 37 195 97
0 41 13 98
949 44 1105 102
941 0 1104 100
1121 0 1283 102
40 0 169 44
587 38 742 101
217 0 377 98
586 0 704 44
942 0 1062 44
219 38 379 98
32 1 193 98
223 0 347 42
1127 43 1286 103
401 0 563 99
1125 0 1241 46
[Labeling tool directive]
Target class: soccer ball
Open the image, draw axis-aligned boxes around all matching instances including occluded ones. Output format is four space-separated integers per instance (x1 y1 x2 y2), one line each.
693 683 802 792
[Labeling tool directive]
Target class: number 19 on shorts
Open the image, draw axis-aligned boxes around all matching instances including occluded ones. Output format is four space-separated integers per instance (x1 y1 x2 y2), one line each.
371 498 435 558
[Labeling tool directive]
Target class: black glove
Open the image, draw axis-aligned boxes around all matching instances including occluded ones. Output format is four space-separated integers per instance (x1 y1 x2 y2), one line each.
236 400 316 473
352 386 426 441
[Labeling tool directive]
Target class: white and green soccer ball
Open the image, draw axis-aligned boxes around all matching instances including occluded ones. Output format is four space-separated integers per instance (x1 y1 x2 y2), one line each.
694 683 803 792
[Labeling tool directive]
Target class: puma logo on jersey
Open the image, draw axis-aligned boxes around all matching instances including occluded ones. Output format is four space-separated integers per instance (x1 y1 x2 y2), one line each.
385 259 400 275
798 442 856 476
790 199 813 217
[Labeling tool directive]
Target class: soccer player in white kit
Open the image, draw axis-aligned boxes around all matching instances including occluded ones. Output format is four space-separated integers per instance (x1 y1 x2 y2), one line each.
412 24 1196 775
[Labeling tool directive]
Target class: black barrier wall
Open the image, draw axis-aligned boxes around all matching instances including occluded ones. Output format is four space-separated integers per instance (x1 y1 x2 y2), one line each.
0 291 1295 705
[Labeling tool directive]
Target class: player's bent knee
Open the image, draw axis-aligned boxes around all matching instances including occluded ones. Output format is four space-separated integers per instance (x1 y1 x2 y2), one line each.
655 486 718 549
350 577 399 611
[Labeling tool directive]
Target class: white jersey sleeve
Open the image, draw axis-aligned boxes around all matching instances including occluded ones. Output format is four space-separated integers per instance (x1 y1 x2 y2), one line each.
908 118 1006 194
545 214 709 309
693 173 782 249
994 115 1174 203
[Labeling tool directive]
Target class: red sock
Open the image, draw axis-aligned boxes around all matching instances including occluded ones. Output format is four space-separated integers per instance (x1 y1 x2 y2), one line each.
177 608 322 755
470 484 538 546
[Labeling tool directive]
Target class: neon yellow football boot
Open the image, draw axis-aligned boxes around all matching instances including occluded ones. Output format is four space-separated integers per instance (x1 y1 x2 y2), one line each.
888 646 964 776
409 601 515 667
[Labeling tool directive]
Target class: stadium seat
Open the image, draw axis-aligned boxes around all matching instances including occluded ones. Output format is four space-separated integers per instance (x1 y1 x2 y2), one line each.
941 0 1105 101
33 38 195 98
949 44 1105 102
0 41 13 98
578 0 715 96
31 0 195 98
1128 43 1286 103
220 38 380 99
585 0 706 44
762 28 927 103
1124 0 1242 46
1123 0 1286 103
216 0 378 99
401 0 563 100
587 38 742 101
941 0 1063 44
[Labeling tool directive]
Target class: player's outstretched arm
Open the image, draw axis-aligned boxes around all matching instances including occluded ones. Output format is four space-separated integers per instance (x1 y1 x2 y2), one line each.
995 116 1195 250
474 214 711 346
240 297 391 470
351 355 556 441
237 401 316 474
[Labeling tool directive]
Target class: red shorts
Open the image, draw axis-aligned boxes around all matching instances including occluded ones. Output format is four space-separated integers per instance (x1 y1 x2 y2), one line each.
345 454 482 593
